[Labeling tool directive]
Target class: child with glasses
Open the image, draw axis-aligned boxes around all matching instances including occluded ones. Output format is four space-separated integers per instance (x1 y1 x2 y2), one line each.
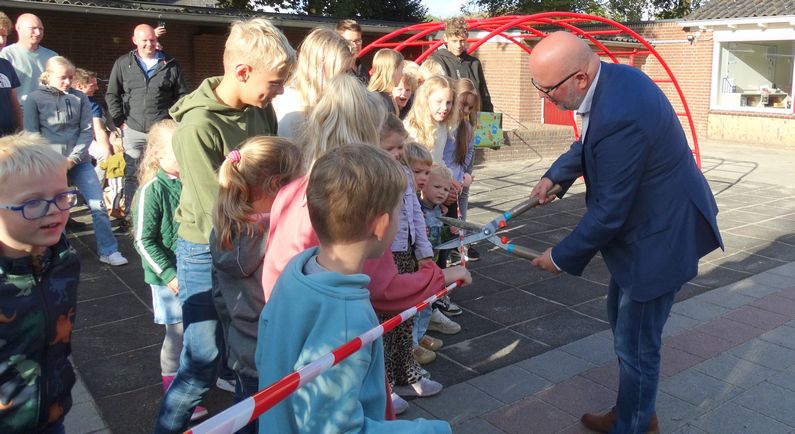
0 132 81 434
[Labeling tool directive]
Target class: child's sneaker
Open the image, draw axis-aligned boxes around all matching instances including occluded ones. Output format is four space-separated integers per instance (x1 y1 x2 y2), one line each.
420 335 443 351
391 392 409 415
393 377 443 398
433 296 462 316
99 251 128 266
419 367 431 379
428 308 461 334
464 246 481 262
216 377 237 393
412 346 436 365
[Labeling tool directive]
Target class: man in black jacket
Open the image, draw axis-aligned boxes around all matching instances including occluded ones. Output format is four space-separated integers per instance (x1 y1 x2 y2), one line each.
430 16 493 112
106 23 187 221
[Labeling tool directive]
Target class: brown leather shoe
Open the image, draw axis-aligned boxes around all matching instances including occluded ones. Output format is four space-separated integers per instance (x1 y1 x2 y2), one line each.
581 409 659 433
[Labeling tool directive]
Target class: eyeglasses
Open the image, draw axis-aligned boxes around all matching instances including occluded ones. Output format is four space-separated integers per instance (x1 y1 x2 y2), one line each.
346 39 363 46
0 190 80 220
531 70 580 96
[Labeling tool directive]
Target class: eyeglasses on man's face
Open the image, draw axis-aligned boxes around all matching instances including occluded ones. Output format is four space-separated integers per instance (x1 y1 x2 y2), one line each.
531 70 580 96
0 190 80 220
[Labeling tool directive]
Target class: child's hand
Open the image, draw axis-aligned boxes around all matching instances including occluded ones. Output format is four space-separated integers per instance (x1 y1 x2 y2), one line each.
444 192 457 206
442 265 472 286
167 278 179 295
440 204 448 215
451 179 462 193
449 226 459 235
463 173 473 187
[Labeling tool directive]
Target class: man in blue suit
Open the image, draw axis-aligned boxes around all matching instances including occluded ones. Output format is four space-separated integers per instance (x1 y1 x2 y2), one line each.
529 32 723 433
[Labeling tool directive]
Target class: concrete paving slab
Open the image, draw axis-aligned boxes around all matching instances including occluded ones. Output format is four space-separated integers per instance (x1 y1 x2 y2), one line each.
671 298 730 322
729 338 795 370
751 294 795 316
426 309 503 347
666 330 736 359
723 305 791 331
714 250 790 275
758 325 795 351
659 369 743 411
510 309 608 349
746 272 795 290
460 289 564 327
662 313 704 337
732 382 795 427
440 329 549 373
671 423 710 433
660 345 706 379
693 353 778 389
425 354 481 387
482 397 577 434
768 262 795 278
655 391 704 432
74 292 152 330
467 364 552 404
570 296 609 323
694 286 758 309
767 367 795 392
558 333 616 366
450 418 506 433
454 272 512 302
691 401 792 434
414 382 503 425
515 349 596 384
535 376 614 418
718 276 783 299
519 274 608 307
580 360 619 391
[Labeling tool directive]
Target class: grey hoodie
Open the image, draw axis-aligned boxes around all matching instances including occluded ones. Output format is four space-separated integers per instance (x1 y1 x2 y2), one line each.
23 85 93 165
210 225 268 379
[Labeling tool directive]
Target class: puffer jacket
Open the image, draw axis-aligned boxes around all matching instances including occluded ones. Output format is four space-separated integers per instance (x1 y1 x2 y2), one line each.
105 50 187 133
0 236 80 433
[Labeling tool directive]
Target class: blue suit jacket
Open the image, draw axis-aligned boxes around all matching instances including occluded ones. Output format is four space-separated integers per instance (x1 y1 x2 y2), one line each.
545 62 723 302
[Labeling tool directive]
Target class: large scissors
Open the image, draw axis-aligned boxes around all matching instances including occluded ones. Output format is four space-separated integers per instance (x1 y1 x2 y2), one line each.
435 184 562 260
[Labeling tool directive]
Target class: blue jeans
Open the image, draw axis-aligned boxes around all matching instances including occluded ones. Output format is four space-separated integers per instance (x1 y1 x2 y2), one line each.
68 161 118 256
154 239 220 434
233 372 260 434
607 279 675 434
412 308 432 347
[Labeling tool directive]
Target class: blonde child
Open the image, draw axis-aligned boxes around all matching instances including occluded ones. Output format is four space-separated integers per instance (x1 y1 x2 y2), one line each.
417 57 445 86
129 120 209 422
393 65 417 119
378 115 442 413
260 74 471 418
447 78 481 260
368 48 404 116
0 133 80 433
272 27 353 140
156 18 296 433
404 74 456 164
100 140 125 218
257 145 452 433
23 56 128 266
211 136 303 434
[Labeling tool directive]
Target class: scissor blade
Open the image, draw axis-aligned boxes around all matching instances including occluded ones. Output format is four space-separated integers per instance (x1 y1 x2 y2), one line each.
434 231 487 250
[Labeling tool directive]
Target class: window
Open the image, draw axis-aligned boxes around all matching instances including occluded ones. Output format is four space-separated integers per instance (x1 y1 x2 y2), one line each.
715 40 793 111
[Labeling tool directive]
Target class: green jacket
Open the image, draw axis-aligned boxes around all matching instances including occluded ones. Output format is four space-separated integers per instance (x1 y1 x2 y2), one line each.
131 169 181 285
169 76 277 243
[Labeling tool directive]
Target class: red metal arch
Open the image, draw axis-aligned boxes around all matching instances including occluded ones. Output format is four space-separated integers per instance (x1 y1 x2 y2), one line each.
361 13 702 168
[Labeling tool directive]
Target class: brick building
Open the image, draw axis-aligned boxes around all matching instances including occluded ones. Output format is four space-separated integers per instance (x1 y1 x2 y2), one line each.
1 0 790 151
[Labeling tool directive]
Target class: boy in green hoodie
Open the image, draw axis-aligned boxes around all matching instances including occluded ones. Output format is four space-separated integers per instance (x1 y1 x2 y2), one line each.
154 18 296 434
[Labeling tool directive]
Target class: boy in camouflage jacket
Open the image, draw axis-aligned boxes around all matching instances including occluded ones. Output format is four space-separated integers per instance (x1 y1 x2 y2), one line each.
0 133 81 433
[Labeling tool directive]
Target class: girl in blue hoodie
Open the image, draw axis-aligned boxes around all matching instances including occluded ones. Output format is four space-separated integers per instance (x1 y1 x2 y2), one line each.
210 136 303 434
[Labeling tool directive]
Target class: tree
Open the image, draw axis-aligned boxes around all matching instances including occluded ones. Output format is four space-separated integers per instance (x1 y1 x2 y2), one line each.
217 0 428 22
466 0 702 20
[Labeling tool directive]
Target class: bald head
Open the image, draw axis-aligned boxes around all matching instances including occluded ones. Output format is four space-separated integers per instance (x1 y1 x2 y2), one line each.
15 13 44 50
529 32 599 111
132 24 158 59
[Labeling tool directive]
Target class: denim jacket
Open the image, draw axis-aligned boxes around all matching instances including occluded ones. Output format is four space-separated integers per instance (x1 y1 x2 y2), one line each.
391 166 433 260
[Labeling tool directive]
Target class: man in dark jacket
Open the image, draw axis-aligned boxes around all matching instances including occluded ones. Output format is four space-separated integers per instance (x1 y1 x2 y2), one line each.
336 19 369 85
106 23 187 222
430 16 493 112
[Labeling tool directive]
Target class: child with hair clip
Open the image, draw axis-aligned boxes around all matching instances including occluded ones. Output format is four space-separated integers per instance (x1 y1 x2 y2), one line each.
377 115 442 414
272 27 353 140
368 48 404 116
260 74 471 419
210 136 303 434
23 56 128 266
447 78 482 261
404 74 456 164
129 119 209 422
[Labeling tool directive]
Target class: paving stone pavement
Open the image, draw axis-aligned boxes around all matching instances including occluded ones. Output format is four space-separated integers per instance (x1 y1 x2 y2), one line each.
63 141 795 433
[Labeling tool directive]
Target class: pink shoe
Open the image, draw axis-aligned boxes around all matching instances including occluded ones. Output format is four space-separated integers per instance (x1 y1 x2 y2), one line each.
162 375 209 422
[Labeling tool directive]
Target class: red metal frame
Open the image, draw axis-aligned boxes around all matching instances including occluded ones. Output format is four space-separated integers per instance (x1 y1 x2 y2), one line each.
360 13 702 168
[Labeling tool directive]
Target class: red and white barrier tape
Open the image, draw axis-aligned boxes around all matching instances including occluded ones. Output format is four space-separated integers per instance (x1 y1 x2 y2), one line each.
185 280 461 434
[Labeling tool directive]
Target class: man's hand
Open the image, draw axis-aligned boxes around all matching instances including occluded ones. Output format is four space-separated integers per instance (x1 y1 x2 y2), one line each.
531 247 561 274
530 177 557 205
